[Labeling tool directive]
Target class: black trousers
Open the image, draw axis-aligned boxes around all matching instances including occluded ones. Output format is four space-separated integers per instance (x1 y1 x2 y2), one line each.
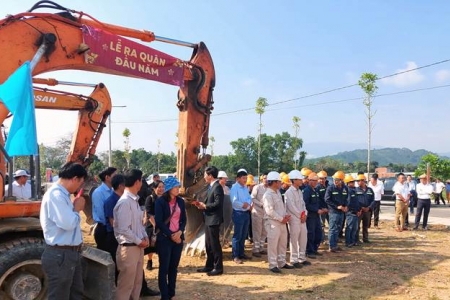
357 210 372 241
205 224 223 271
434 192 445 204
94 223 108 251
415 199 431 228
373 201 381 226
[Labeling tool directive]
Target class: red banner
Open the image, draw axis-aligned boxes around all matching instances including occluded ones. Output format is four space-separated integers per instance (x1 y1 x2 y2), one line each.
82 25 184 87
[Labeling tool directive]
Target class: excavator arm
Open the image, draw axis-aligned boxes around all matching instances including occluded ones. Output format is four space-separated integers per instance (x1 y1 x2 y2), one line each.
33 80 112 167
0 1 215 205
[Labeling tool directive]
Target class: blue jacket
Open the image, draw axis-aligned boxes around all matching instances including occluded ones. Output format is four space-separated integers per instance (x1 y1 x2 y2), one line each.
316 183 328 209
325 184 348 213
346 187 361 214
154 195 186 240
355 186 375 210
303 185 320 217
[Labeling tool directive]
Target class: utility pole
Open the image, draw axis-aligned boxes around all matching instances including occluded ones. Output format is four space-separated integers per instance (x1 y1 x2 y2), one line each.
108 105 126 167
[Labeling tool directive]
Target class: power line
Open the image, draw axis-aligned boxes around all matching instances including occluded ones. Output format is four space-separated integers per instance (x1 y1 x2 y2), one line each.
112 83 450 123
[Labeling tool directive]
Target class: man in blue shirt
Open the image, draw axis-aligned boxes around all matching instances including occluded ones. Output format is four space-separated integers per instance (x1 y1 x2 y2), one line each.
40 162 87 300
354 174 375 243
92 167 116 251
230 168 252 264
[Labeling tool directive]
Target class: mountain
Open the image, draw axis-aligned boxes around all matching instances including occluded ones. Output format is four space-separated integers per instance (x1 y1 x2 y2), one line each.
305 147 434 166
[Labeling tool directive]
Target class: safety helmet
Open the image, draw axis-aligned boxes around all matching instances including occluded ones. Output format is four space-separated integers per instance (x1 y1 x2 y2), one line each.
308 172 319 180
280 172 287 178
281 174 291 185
344 174 355 184
267 171 281 181
218 171 228 178
300 167 311 176
288 170 303 180
246 174 255 186
317 171 327 178
356 174 366 181
332 171 345 181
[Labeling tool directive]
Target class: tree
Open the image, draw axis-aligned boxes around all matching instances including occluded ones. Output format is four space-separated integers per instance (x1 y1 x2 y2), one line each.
415 154 450 180
210 136 215 156
255 97 268 179
358 72 378 177
122 128 131 168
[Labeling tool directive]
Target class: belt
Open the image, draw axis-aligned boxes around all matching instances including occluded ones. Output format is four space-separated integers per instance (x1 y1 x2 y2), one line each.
418 198 430 201
48 244 83 252
121 243 137 247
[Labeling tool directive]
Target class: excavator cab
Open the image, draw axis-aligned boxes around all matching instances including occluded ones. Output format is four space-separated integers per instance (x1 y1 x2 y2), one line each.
0 1 216 299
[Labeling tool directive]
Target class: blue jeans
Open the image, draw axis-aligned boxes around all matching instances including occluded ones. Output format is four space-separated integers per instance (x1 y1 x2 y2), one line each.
306 215 322 254
345 213 359 246
328 211 344 249
157 237 183 300
41 246 83 300
232 210 250 258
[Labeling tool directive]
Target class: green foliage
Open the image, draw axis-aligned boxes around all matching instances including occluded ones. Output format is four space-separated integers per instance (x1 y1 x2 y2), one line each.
358 73 378 100
415 153 450 180
227 132 304 174
306 148 432 166
255 97 268 115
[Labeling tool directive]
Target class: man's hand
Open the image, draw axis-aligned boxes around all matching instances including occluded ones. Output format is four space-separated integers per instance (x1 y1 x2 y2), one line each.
195 201 206 210
138 238 149 248
73 196 85 212
281 215 291 224
318 209 323 215
242 202 249 210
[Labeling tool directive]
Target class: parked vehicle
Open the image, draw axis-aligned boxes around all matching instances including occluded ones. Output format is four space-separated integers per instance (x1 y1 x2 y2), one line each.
381 177 397 201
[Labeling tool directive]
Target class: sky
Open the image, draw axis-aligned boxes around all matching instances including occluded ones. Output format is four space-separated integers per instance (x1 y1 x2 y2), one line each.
2 1 450 159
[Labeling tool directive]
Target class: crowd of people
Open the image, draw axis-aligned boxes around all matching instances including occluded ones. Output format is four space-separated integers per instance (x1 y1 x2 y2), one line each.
37 161 449 300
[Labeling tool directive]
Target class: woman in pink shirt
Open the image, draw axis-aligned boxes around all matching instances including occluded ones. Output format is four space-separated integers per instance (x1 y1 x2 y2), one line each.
154 177 186 300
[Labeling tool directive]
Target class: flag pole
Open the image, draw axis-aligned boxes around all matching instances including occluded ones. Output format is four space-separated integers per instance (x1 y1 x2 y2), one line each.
4 35 54 198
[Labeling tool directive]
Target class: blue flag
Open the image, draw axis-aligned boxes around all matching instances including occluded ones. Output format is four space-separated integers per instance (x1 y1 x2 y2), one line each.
0 62 37 156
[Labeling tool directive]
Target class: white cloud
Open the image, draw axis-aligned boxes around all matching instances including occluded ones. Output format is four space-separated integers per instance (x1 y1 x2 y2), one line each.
381 61 425 87
435 70 450 83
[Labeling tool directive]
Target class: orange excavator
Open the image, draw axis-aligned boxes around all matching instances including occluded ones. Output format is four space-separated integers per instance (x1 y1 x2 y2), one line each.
0 1 215 299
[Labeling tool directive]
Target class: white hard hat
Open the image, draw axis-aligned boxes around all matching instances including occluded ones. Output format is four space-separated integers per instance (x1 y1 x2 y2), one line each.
218 171 228 178
267 171 281 181
288 170 303 180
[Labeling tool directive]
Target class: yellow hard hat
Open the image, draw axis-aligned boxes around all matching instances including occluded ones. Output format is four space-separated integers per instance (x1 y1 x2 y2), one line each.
332 171 345 181
317 171 328 178
246 174 255 186
280 172 287 178
344 174 355 184
300 168 311 176
356 174 366 181
281 174 291 185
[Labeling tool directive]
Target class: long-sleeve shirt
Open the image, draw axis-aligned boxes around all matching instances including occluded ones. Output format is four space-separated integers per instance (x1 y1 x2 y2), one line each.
347 187 361 214
355 186 375 210
6 181 32 199
325 184 348 213
251 183 267 209
113 190 147 245
40 183 82 246
284 185 306 222
230 183 252 211
303 185 321 217
263 188 285 223
316 183 328 210
92 182 113 225
368 180 384 201
416 183 433 199
104 192 120 233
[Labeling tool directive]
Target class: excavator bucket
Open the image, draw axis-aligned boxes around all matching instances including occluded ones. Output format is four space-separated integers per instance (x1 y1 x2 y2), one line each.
184 193 233 256
81 246 116 300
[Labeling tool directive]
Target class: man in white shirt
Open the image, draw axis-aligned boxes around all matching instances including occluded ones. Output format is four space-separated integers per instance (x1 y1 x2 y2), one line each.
392 173 410 232
414 174 433 230
434 178 446 205
5 169 32 200
368 174 384 229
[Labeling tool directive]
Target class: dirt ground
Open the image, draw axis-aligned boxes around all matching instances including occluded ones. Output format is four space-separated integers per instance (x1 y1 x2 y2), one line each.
81 218 450 300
